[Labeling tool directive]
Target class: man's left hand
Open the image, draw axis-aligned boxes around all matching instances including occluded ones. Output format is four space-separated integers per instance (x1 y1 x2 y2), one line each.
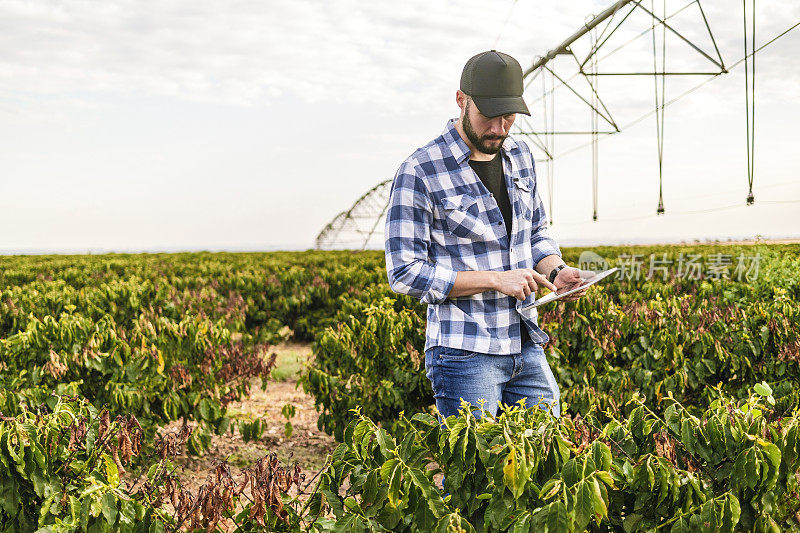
553 266 590 302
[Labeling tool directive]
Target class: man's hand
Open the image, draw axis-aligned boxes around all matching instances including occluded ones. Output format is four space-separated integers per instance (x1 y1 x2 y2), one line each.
553 266 594 302
495 268 558 301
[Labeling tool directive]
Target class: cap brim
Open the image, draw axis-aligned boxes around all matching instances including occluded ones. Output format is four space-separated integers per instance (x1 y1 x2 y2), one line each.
472 95 530 118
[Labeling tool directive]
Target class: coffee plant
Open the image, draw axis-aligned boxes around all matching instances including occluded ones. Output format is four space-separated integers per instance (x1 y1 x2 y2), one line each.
1 245 798 531
315 385 800 532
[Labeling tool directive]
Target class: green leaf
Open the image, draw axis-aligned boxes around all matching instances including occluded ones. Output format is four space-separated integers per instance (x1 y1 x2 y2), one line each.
511 511 531 533
592 441 612 472
281 403 296 419
103 454 120 486
758 439 781 474
101 492 117 526
622 513 644 533
351 420 370 450
722 493 741 531
362 469 379 505
669 516 690 533
754 382 772 397
0 477 19 515
197 398 210 421
595 470 614 488
574 480 593 531
388 465 402 508
591 477 608 521
410 412 438 426
319 486 345 518
407 467 446 519
646 459 656 490
80 495 91 531
380 458 399 483
380 459 402 507
332 514 366 533
562 458 578 486
546 501 569 533
343 496 361 513
539 478 562 501
436 513 476 533
503 446 525 499
376 429 395 457
215 416 230 435
622 460 634 482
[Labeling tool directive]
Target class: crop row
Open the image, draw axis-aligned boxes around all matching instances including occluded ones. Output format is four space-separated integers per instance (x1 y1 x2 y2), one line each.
1 244 798 531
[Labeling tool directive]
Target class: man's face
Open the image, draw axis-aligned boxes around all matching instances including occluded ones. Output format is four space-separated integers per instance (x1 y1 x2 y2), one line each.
461 98 516 155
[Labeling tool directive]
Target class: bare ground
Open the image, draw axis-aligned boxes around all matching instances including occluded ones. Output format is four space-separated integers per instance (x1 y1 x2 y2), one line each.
179 340 333 483
130 340 338 528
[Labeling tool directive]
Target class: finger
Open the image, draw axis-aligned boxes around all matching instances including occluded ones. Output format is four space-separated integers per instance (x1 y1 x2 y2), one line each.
569 289 589 300
535 272 558 292
563 286 588 298
528 278 538 293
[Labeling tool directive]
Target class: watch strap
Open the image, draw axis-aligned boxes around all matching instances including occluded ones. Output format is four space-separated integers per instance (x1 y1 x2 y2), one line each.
548 264 566 284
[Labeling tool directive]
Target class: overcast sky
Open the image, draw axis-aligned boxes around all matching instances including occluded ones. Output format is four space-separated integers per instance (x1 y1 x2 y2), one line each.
1 0 799 253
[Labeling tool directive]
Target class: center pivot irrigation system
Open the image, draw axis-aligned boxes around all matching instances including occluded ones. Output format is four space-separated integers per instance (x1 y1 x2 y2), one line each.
316 0 799 250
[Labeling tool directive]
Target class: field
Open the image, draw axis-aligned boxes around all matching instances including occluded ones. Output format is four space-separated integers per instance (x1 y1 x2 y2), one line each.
1 244 799 532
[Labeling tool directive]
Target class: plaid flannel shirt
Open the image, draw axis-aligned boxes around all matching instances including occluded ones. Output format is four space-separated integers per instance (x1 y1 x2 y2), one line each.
384 118 562 355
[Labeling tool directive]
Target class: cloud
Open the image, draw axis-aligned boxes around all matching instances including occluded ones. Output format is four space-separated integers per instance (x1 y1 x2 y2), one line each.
1 0 797 116
0 0 798 251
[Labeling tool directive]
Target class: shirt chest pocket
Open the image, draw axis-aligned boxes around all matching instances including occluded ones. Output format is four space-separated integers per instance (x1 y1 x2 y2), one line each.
440 194 490 239
513 177 534 221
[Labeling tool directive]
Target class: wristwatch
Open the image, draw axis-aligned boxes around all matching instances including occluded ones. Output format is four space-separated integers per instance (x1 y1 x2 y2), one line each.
548 264 567 284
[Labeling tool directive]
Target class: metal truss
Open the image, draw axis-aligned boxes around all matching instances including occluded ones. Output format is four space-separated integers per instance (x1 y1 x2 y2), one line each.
315 179 392 250
316 0 797 249
518 0 727 221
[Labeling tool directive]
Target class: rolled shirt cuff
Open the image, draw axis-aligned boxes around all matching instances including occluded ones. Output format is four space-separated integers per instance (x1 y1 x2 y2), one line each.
421 263 458 305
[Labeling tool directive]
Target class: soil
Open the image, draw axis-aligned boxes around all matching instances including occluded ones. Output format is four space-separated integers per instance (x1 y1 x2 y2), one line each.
126 340 339 529
162 378 336 493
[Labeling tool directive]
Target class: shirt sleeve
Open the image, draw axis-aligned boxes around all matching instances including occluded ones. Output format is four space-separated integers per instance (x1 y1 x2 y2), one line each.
384 161 458 305
525 145 562 266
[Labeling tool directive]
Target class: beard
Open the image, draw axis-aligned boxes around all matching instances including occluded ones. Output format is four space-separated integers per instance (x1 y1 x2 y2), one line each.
463 101 506 154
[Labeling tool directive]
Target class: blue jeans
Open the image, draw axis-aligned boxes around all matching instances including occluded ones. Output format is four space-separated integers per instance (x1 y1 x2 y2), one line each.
424 339 561 423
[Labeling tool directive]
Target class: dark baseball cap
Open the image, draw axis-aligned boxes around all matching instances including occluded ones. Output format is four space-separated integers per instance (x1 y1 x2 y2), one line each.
460 50 530 118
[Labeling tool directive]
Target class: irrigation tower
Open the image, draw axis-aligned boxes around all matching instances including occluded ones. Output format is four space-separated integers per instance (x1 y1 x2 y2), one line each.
316 0 795 250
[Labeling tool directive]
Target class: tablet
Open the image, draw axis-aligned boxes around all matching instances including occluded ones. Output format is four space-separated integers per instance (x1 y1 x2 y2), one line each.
521 267 619 309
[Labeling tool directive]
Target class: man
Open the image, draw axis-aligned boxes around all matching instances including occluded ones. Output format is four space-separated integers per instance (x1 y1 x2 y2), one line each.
384 50 588 422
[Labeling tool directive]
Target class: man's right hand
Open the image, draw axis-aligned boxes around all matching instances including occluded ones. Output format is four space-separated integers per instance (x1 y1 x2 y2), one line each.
494 269 558 301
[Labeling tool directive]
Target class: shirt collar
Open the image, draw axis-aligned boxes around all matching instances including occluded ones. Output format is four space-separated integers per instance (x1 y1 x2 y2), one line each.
441 118 518 165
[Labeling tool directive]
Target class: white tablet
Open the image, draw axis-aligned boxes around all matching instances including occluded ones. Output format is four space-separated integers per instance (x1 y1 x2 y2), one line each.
521 267 619 309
